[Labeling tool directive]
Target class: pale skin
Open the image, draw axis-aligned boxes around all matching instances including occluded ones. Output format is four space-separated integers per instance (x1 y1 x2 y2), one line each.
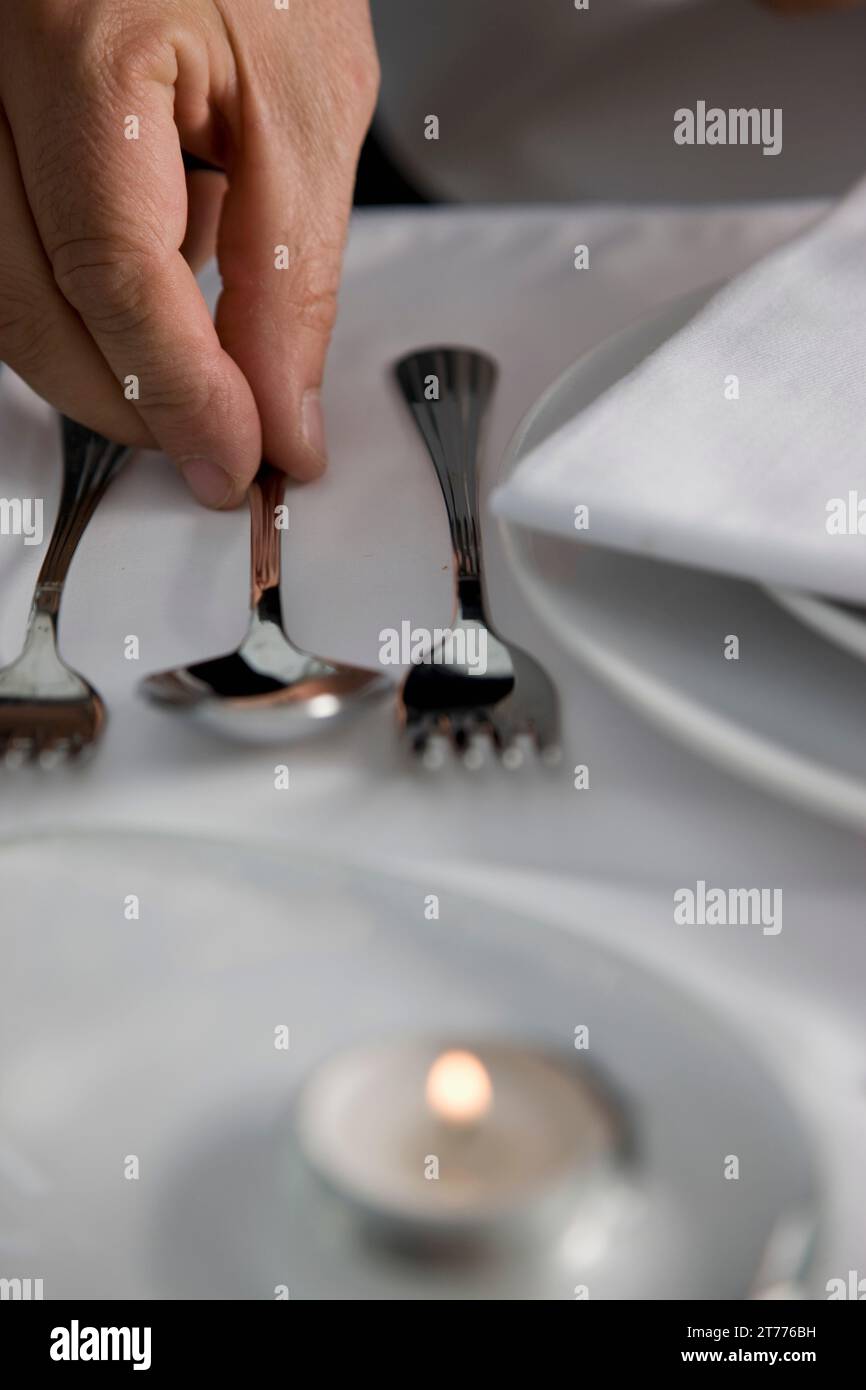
0 0 379 507
0 0 858 508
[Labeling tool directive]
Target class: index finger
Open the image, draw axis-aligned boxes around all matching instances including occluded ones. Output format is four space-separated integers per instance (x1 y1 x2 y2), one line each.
1 21 261 507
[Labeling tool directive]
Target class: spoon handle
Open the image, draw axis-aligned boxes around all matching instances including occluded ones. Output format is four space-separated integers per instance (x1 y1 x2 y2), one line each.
249 463 287 618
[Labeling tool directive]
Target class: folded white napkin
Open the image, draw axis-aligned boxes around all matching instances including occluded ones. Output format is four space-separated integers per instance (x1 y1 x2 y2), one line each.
491 176 866 604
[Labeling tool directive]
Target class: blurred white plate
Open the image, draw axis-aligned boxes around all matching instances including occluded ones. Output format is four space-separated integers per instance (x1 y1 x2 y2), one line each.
497 291 866 833
767 586 866 666
0 831 816 1300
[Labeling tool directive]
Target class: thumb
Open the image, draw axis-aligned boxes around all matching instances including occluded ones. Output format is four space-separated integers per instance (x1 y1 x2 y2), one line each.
215 143 355 482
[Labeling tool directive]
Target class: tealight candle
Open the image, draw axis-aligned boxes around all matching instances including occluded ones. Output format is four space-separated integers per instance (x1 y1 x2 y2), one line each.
425 1049 493 1126
296 1038 620 1245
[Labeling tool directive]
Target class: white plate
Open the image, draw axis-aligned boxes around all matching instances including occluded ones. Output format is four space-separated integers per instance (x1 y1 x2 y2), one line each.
0 832 816 1300
767 586 866 666
497 291 866 834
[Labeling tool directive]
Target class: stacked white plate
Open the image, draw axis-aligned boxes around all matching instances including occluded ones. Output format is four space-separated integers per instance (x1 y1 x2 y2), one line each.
494 290 866 834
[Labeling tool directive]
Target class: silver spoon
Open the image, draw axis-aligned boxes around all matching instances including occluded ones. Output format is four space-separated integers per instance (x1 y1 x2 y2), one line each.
140 463 390 742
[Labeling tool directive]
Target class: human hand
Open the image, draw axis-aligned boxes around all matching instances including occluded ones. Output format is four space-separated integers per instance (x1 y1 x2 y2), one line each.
0 0 379 506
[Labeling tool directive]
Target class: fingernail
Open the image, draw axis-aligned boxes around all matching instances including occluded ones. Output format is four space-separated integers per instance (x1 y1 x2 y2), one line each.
180 458 234 508
302 388 327 466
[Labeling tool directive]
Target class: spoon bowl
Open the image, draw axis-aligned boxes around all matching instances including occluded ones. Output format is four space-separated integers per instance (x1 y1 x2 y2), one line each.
142 652 390 745
141 466 391 743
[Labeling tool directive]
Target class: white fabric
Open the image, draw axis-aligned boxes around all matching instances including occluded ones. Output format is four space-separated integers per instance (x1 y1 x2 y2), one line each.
493 176 866 603
1 204 865 1282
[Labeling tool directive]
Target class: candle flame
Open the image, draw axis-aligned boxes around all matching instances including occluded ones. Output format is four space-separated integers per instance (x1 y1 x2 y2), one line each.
425 1050 493 1125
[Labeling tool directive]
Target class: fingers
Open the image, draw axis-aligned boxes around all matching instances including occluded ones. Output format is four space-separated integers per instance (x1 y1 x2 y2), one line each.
181 169 227 274
0 0 380 503
213 4 379 482
215 148 345 482
2 20 261 507
0 110 155 446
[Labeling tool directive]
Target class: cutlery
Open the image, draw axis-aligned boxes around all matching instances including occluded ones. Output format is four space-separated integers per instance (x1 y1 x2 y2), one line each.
0 417 132 767
394 347 560 769
141 462 390 741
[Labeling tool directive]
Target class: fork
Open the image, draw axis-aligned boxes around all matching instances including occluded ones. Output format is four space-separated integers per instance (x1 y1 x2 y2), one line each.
394 346 560 769
0 417 132 767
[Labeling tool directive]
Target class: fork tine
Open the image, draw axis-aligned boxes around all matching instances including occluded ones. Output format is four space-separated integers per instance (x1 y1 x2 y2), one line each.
6 737 35 768
420 724 449 770
500 737 527 771
490 715 523 769
422 743 448 771
38 739 70 770
537 738 563 767
529 717 563 766
462 725 495 771
0 705 101 768
0 737 18 769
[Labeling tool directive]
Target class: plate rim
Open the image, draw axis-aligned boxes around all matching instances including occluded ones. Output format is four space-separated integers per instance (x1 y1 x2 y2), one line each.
494 290 866 835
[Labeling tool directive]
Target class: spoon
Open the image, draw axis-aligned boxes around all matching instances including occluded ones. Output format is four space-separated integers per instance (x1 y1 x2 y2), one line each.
140 463 391 742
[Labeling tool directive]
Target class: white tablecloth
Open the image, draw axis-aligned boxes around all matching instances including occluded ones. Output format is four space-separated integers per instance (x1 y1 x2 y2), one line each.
1 202 864 1288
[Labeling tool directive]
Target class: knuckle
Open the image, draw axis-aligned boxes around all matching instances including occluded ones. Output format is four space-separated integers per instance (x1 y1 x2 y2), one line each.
53 3 176 89
106 28 178 89
51 238 154 330
325 50 380 148
0 292 54 374
142 369 216 422
347 45 381 126
290 263 340 337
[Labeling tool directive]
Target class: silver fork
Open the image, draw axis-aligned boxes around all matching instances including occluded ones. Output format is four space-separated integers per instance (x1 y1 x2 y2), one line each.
0 417 132 767
394 346 560 769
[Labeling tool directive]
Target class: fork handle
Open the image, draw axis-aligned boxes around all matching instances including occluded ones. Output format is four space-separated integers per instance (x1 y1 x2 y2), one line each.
395 347 498 619
35 417 133 616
